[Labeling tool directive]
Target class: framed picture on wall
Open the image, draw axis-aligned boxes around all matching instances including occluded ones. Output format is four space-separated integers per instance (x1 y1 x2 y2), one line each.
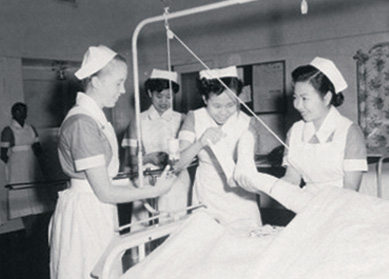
252 61 286 113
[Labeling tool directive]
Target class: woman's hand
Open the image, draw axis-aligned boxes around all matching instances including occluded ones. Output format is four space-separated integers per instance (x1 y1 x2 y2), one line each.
153 166 177 197
199 127 224 147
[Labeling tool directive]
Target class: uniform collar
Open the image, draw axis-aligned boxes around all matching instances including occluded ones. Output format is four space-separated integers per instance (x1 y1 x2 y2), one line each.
147 105 173 121
11 119 24 129
75 92 109 126
303 106 341 143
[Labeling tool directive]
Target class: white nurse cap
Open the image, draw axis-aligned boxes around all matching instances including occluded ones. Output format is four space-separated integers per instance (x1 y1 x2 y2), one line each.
75 45 117 80
150 69 178 83
199 66 238 80
310 57 348 93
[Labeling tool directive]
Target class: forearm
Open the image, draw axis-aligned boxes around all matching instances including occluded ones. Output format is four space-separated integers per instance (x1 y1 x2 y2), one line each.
85 166 163 204
237 130 256 167
343 171 363 191
175 141 203 171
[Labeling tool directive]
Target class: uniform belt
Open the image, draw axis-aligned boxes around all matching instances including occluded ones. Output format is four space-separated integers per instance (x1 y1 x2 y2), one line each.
11 145 32 152
69 178 94 193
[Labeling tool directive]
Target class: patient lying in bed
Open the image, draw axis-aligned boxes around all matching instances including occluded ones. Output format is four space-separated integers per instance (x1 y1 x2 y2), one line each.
121 180 389 279
110 129 388 279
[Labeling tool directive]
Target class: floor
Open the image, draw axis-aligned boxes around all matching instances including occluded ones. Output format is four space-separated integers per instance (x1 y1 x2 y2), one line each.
0 208 294 279
0 213 52 279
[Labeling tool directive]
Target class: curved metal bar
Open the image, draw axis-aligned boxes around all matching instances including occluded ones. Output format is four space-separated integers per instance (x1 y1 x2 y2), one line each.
377 156 389 198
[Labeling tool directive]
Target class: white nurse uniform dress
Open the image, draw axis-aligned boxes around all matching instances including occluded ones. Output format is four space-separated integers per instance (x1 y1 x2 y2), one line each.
49 93 119 279
283 106 368 192
179 108 262 230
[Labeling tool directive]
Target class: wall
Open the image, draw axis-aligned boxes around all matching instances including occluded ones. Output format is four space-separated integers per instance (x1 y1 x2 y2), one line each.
132 0 389 124
123 0 389 153
0 0 388 173
0 58 24 131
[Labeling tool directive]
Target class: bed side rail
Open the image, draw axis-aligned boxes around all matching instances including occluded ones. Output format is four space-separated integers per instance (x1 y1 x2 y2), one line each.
92 217 188 279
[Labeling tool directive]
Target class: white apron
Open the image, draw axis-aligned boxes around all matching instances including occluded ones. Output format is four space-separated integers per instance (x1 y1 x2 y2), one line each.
286 116 352 192
6 122 46 219
49 105 119 279
193 108 261 230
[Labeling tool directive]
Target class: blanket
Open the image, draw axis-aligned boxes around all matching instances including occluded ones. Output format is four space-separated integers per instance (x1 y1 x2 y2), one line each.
121 187 389 279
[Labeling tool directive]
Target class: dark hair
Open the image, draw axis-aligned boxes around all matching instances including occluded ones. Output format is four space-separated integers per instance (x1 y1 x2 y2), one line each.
144 78 179 94
197 76 243 100
81 54 127 91
291 65 344 107
11 102 27 116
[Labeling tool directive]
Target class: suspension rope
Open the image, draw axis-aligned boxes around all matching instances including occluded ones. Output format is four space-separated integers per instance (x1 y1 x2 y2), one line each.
164 7 174 112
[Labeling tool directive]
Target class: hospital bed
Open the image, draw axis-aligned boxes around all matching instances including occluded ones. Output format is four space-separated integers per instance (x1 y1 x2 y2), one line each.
91 151 389 279
92 204 203 279
91 154 389 279
93 183 389 279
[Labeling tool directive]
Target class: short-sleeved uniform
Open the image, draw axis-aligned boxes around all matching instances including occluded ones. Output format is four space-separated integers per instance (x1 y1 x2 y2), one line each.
179 108 262 229
49 93 119 279
122 105 190 225
1 120 45 218
283 106 368 192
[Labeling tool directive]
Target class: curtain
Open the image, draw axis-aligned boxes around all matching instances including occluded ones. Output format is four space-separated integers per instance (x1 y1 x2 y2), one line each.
354 42 389 155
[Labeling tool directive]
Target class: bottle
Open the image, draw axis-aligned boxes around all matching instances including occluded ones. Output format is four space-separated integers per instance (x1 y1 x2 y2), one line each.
167 138 180 170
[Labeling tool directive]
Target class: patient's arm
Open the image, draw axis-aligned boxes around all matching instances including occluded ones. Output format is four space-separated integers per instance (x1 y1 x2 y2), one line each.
235 169 314 213
234 131 314 213
231 130 258 190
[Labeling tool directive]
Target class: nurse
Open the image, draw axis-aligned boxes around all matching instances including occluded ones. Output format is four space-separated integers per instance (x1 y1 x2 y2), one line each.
235 57 367 197
177 66 262 230
121 69 190 226
49 45 175 279
1 102 42 185
0 102 45 229
282 57 367 192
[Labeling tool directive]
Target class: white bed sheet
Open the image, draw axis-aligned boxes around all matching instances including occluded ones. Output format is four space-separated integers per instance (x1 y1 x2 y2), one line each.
122 187 389 279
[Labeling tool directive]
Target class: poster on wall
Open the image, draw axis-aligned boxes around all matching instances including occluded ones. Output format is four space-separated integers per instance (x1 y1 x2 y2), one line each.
252 61 285 113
